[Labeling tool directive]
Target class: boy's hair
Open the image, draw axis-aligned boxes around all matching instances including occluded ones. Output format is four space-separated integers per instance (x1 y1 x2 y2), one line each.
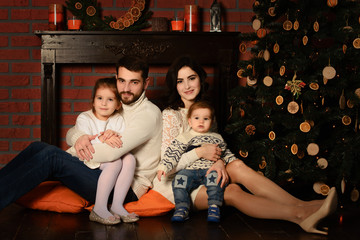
116 55 149 81
91 77 122 114
187 101 215 122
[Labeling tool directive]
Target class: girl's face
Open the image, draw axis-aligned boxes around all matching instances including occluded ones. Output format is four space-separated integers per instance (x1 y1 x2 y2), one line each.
176 66 201 109
93 87 120 121
188 108 212 133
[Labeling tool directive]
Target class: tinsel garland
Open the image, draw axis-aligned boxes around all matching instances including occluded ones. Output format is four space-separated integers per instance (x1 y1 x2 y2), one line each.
65 0 152 31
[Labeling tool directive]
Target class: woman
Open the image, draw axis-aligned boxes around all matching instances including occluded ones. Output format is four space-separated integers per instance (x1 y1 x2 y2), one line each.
152 55 337 235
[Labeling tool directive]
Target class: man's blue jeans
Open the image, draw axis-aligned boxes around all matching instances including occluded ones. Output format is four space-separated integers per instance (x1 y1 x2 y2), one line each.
0 141 136 210
172 169 224 209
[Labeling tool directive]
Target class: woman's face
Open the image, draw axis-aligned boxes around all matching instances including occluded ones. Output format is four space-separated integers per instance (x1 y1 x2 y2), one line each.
176 66 201 109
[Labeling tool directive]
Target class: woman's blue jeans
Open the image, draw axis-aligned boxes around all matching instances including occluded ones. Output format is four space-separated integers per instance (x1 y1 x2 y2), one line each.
0 141 102 210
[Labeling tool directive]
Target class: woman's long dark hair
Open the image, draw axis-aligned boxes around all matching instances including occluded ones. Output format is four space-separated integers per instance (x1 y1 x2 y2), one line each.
165 55 209 110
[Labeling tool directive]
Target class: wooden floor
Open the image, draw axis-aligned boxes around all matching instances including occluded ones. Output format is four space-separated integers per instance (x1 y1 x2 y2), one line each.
0 202 359 240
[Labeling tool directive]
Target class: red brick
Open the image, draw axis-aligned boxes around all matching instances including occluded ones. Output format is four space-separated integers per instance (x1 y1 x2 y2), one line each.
12 141 32 151
0 115 8 125
62 114 77 125
74 76 108 87
0 128 30 138
0 102 30 112
12 115 41 125
32 102 41 112
149 66 168 74
31 0 63 7
0 154 17 165
60 102 72 112
0 9 8 19
74 102 92 112
0 141 9 151
146 89 165 100
156 76 166 87
0 0 29 7
60 75 72 86
227 11 254 23
11 36 42 47
0 23 29 33
0 89 8 99
59 140 69 151
12 62 41 73
32 76 41 86
98 0 113 7
156 0 192 8
239 0 256 9
102 10 127 18
0 49 29 60
11 9 48 20
0 75 30 86
62 89 92 100
0 36 8 47
12 89 41 99
32 23 49 32
33 128 41 138
238 25 253 33
61 65 92 73
32 49 41 60
0 63 9 72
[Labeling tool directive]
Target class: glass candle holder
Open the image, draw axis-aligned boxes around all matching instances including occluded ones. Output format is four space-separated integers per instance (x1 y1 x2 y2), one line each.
48 4 64 30
171 17 185 32
67 17 82 30
184 5 198 32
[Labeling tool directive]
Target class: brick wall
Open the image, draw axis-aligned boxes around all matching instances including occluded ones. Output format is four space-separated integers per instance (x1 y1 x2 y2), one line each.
0 0 254 166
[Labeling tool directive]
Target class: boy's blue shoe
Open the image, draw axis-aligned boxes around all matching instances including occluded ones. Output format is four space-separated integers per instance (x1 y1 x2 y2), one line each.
207 205 220 223
171 207 189 222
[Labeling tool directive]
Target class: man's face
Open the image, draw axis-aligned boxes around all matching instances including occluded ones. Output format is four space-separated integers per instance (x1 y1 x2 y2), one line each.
116 66 149 105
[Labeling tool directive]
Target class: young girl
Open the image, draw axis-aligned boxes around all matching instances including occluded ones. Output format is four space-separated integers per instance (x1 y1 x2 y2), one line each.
152 55 337 235
67 77 139 225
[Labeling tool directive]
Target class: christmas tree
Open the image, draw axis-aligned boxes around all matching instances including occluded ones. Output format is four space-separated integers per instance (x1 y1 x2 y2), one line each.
225 0 360 203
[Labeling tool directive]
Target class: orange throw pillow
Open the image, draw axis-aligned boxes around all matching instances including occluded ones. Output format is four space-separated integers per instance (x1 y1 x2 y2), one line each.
16 181 91 213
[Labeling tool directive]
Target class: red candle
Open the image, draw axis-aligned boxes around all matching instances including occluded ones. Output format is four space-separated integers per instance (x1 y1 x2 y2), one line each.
184 5 198 32
48 4 63 30
68 18 82 30
171 18 184 32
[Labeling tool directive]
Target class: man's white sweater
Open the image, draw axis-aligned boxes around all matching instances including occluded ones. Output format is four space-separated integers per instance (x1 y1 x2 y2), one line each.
66 92 162 199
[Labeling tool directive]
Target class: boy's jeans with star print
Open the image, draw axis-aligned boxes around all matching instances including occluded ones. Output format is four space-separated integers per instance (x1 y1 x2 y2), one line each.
172 169 225 210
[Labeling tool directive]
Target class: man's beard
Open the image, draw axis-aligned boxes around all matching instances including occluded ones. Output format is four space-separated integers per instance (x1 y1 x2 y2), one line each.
120 91 141 105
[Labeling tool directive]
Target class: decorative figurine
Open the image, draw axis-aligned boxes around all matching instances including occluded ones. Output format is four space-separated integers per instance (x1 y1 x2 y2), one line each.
210 0 221 32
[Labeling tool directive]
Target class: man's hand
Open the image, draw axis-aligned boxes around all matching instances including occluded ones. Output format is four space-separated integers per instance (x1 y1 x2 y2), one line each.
206 160 229 188
74 134 97 161
195 144 222 161
157 170 166 182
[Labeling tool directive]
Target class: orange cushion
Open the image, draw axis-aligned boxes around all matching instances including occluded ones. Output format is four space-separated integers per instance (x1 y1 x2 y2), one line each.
124 189 174 217
16 181 91 213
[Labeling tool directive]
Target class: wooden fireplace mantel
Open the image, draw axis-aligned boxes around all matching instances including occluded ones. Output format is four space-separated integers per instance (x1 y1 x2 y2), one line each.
35 31 240 146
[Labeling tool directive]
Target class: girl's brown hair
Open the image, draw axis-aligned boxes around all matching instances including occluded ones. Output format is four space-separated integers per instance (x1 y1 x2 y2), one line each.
91 77 122 115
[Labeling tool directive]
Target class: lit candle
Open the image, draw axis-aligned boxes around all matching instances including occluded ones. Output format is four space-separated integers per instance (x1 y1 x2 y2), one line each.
48 4 63 31
67 17 82 30
171 18 184 32
184 5 198 32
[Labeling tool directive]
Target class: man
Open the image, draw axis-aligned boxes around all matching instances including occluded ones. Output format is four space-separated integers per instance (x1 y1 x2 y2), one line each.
66 55 162 200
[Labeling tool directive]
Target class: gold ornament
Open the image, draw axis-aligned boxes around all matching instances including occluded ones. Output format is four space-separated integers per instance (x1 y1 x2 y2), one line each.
307 143 319 156
247 76 257 86
317 158 328 169
342 115 351 125
263 76 273 87
327 0 338 7
268 7 276 17
273 42 280 53
347 99 354 108
293 19 299 30
341 177 346 194
290 144 298 155
320 184 330 196
355 88 360 99
245 124 256 135
339 89 346 110
239 42 247 53
237 69 245 78
313 20 319 32
343 44 347 54
297 150 305 159
257 28 267 38
75 2 82 9
239 150 248 158
309 82 319 90
302 35 308 45
252 18 261 31
86 6 96 16
287 101 299 114
300 121 311 132
269 131 276 140
263 49 270 61
351 187 359 202
353 38 360 49
259 158 267 169
275 95 284 105
279 65 286 76
283 20 292 31
322 66 336 79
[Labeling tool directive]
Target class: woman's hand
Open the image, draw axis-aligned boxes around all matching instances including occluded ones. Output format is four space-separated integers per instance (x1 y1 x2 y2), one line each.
99 129 118 142
195 144 222 161
74 134 97 161
206 160 229 188
157 170 166 182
